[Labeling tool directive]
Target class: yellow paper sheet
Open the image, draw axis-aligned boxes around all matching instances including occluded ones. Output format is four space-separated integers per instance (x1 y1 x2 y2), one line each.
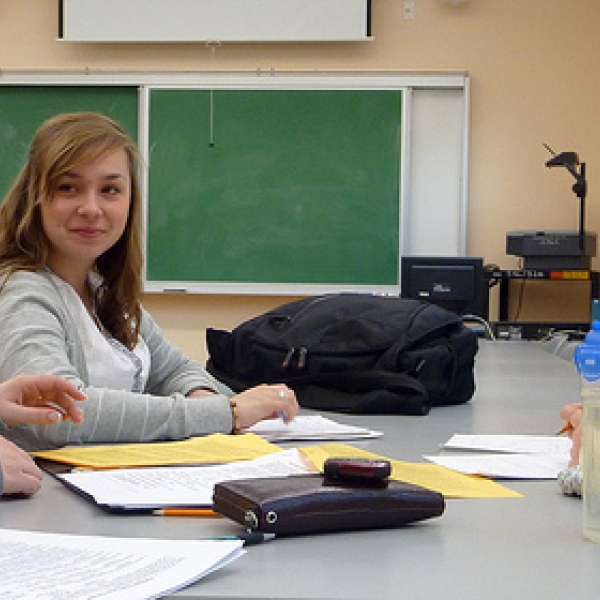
31 433 281 469
299 444 522 499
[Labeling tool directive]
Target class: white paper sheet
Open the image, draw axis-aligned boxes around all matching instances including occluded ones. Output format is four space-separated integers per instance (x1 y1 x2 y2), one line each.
442 434 572 455
244 415 382 441
58 448 314 510
423 452 569 479
0 527 244 599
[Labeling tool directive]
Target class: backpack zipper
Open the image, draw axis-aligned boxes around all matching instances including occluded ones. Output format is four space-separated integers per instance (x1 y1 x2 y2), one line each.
297 346 308 369
281 346 308 370
282 347 296 368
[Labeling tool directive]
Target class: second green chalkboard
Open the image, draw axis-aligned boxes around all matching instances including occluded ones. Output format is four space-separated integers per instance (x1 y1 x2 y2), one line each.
147 88 402 288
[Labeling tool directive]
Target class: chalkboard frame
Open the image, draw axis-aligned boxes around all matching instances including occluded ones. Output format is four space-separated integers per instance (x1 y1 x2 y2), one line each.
143 85 402 293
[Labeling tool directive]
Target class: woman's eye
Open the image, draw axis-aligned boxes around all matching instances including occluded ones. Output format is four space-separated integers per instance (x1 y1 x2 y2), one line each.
56 183 76 194
103 185 122 196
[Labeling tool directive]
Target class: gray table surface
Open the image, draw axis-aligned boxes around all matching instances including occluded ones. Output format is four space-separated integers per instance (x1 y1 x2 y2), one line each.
1 340 598 599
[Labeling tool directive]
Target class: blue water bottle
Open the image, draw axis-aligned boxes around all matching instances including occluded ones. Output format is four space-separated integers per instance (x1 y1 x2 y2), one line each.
574 321 600 542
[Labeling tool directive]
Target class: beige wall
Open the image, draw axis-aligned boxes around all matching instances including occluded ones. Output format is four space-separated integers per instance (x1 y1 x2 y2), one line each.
1 1 599 360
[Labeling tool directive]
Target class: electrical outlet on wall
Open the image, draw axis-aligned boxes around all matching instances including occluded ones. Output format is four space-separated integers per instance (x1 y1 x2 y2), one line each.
403 1 416 20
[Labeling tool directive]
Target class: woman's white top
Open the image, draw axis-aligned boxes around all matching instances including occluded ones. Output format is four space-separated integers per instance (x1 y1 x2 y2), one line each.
47 270 151 392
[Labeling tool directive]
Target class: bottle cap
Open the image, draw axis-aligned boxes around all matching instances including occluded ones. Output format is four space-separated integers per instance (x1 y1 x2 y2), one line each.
574 321 600 381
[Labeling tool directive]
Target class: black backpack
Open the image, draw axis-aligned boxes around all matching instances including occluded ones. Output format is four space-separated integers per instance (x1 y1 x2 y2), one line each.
206 294 478 416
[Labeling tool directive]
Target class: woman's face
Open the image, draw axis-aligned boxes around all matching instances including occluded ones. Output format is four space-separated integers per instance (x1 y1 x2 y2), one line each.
40 148 131 276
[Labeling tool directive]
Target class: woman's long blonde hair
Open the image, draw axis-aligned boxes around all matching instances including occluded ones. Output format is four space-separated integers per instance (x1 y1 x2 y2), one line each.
0 112 143 350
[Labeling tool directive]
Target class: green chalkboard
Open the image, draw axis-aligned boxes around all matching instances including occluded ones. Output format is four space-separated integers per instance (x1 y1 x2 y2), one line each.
0 86 138 198
147 88 402 288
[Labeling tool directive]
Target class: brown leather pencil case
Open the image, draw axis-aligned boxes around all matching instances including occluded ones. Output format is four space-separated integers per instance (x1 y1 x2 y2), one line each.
212 474 445 536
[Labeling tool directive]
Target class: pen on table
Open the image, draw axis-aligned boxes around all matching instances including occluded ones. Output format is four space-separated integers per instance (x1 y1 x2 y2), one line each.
215 532 276 547
557 422 574 435
152 508 222 517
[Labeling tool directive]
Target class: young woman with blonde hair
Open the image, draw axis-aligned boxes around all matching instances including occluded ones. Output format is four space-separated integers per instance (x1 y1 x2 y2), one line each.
0 112 297 451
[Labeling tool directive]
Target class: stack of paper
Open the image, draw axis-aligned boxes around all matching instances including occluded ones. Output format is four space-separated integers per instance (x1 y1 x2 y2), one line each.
49 440 523 504
423 434 572 479
0 528 244 599
57 448 315 511
32 432 281 469
244 415 382 441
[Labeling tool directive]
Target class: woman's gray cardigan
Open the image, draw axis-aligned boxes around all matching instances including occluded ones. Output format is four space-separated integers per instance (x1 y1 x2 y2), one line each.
0 270 233 451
